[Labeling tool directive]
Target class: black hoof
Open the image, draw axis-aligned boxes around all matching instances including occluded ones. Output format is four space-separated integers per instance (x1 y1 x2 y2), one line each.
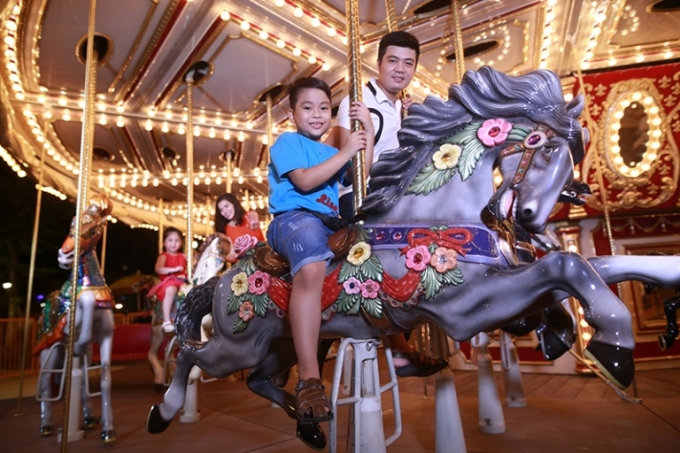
39 425 53 437
296 421 326 451
82 415 99 430
154 383 165 393
584 341 634 390
101 429 117 443
537 329 572 361
147 405 172 434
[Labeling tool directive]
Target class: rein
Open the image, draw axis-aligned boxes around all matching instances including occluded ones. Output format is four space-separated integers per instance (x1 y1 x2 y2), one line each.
498 124 557 185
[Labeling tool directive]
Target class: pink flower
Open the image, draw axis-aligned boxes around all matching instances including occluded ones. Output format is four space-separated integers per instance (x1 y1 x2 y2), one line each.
360 279 380 299
430 247 458 273
247 270 270 295
343 277 361 295
405 245 431 272
233 234 259 258
477 118 512 147
238 301 254 323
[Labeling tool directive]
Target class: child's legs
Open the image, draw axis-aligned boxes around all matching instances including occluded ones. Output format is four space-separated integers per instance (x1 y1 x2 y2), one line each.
162 286 178 322
290 261 326 380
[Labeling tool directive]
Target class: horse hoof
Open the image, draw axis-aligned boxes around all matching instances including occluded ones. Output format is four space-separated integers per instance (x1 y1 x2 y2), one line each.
296 421 326 451
147 405 172 434
39 425 53 437
154 383 165 393
537 330 572 361
101 429 117 443
82 415 99 430
584 341 634 390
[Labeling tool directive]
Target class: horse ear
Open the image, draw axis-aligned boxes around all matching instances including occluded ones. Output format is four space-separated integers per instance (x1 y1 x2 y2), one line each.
566 95 584 118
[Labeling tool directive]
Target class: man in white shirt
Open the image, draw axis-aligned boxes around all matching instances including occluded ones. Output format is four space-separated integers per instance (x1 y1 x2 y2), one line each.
326 31 447 377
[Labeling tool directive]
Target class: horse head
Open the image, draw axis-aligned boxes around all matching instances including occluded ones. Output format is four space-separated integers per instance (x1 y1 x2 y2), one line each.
61 193 114 255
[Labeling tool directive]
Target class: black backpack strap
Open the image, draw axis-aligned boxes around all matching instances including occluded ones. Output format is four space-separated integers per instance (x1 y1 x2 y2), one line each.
365 81 383 145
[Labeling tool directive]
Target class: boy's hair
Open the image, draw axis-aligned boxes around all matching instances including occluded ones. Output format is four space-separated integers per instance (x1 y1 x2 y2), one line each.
162 227 183 251
378 31 420 64
287 77 332 110
214 192 246 233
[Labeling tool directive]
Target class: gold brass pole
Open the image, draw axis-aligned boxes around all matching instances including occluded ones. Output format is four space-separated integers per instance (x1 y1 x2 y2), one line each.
15 128 48 416
385 0 397 32
158 198 164 253
451 0 466 84
226 152 232 194
185 78 194 281
266 93 273 167
100 221 107 275
345 0 366 216
61 0 98 449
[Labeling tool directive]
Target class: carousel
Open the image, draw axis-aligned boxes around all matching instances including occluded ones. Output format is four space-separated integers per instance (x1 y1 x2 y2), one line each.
1 1 680 452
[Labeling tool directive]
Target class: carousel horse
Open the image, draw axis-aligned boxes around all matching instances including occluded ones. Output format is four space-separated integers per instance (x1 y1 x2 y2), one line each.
135 232 231 392
148 67 680 449
34 193 116 442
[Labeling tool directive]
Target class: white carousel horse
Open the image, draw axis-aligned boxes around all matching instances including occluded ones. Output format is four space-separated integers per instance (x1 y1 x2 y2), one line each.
137 232 231 392
34 193 116 442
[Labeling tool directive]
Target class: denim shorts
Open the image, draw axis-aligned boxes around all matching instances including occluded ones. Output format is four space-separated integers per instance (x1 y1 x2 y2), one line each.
266 210 335 276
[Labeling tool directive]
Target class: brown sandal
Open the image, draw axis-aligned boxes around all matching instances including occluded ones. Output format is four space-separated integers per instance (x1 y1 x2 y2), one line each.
295 378 333 423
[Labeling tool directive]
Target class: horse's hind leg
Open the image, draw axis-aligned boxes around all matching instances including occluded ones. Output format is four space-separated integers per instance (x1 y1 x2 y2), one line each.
37 348 60 436
148 323 165 392
96 309 116 442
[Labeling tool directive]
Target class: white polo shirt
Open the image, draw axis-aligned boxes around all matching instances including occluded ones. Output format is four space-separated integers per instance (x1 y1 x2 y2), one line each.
335 78 403 197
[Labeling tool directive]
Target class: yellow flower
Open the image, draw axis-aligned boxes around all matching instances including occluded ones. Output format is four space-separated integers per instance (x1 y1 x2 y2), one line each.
231 272 248 296
347 241 371 266
433 144 462 170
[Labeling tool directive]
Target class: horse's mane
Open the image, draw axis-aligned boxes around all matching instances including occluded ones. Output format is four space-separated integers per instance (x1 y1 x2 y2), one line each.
362 66 585 214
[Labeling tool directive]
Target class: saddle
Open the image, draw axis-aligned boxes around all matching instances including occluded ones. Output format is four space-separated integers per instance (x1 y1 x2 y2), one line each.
254 225 357 277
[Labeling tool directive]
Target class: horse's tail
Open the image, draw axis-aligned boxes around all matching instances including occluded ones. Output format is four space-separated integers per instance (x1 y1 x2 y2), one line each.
175 275 219 343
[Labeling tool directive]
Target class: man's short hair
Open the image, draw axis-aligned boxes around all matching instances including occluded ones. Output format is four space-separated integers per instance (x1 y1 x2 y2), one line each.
287 77 332 109
378 31 420 63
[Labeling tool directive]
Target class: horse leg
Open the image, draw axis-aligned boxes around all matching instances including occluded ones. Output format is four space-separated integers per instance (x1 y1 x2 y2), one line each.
148 323 165 392
588 255 680 289
434 253 635 388
73 291 96 356
96 309 116 442
246 338 327 451
37 347 60 436
80 349 98 430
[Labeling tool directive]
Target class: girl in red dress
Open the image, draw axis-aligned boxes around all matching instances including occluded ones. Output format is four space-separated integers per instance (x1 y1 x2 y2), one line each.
148 227 187 333
214 193 264 263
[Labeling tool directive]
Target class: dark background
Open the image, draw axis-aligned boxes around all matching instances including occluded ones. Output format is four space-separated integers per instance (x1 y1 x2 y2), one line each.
0 162 158 318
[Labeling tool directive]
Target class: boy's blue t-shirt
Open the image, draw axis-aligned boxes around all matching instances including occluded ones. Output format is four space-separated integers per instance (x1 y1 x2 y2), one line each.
268 132 349 216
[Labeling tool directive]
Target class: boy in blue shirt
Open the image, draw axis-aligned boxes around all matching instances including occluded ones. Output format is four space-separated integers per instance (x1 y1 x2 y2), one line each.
267 77 373 423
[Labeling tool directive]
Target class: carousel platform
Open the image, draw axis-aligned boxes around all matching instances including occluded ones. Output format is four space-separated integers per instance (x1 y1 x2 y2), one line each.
1 356 679 453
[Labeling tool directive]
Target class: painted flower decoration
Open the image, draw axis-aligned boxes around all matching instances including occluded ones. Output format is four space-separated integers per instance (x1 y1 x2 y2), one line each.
405 245 432 272
430 247 458 273
231 272 248 296
360 279 380 299
238 301 255 323
477 118 512 147
433 144 462 170
343 277 362 295
347 241 371 266
247 270 271 295
233 234 259 258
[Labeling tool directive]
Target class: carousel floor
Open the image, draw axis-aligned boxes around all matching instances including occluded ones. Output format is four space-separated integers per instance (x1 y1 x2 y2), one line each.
1 356 679 453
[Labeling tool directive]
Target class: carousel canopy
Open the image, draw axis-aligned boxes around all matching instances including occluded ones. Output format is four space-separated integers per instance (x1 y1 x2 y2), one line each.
1 0 679 233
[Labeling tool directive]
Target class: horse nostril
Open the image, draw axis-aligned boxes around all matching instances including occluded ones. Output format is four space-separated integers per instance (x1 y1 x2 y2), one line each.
521 207 534 218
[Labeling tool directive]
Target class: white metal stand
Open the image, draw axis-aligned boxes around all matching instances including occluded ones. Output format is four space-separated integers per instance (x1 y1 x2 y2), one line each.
472 332 505 434
499 331 527 407
329 338 401 453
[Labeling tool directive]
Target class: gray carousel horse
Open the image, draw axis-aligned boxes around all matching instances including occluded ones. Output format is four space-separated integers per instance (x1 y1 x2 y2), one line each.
35 193 116 442
148 67 680 449
135 232 231 392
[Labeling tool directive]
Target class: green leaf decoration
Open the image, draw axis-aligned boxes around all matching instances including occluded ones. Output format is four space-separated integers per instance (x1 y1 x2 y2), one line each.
359 255 384 282
457 138 486 181
233 318 248 334
227 294 240 315
336 291 356 314
442 267 465 286
251 294 268 318
356 225 371 242
420 266 443 300
346 300 362 315
406 162 457 196
507 125 532 143
339 261 361 281
362 297 383 318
